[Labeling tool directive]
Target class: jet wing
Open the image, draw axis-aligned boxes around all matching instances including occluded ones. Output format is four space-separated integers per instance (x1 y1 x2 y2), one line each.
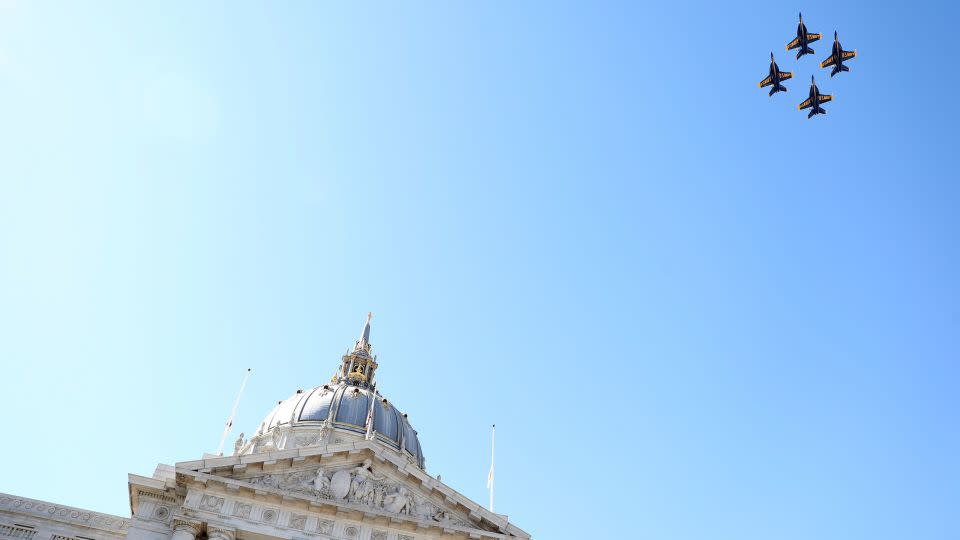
778 71 793 81
818 94 833 104
841 50 857 60
806 33 822 43
758 74 774 88
786 36 802 50
820 55 836 68
798 97 814 110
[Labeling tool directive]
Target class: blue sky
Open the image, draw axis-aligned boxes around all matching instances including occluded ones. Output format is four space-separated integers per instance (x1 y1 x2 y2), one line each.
0 2 957 539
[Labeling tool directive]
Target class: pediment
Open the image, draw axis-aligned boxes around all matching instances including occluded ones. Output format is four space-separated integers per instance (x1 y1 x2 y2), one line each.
171 443 521 538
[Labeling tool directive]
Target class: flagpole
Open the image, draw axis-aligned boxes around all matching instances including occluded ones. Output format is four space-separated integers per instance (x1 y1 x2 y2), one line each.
217 368 252 456
364 382 378 440
488 424 495 512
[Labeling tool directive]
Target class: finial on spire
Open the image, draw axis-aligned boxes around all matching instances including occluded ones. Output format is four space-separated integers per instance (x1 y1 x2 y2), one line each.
355 311 372 353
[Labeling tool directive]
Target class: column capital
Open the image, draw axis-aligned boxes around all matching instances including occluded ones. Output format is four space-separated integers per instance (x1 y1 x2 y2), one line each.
172 519 202 536
206 524 235 540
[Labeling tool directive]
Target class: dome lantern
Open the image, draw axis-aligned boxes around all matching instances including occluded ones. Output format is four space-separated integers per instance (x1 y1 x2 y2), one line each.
334 312 379 388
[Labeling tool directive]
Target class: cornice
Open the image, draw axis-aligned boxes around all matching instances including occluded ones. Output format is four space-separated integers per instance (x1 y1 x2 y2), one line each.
0 493 130 533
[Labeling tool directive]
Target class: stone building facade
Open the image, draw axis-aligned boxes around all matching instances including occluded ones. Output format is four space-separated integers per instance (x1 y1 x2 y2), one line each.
0 315 530 540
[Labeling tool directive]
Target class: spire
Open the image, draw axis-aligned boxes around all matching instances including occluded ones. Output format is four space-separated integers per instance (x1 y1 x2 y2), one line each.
355 311 372 353
338 312 378 388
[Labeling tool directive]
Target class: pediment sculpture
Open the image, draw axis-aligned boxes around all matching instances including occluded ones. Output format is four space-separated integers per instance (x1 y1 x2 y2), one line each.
243 460 472 528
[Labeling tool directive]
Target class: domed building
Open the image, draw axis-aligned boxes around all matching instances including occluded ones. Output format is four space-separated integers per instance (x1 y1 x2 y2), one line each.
0 315 530 540
240 314 425 470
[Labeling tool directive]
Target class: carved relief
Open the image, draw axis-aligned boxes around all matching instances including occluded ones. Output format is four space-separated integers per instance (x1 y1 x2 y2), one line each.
316 519 334 534
232 503 252 519
242 460 476 529
371 531 387 540
398 536 414 540
261 509 278 524
294 433 323 448
343 526 358 539
249 467 332 498
383 486 414 515
152 506 170 520
288 514 307 530
200 495 224 513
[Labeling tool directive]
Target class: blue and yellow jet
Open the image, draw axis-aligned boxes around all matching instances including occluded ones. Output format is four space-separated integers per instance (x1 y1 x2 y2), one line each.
821 31 857 77
786 13 822 59
758 52 793 96
798 75 832 119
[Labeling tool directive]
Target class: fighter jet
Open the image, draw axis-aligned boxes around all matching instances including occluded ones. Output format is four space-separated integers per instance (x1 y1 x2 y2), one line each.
786 13 822 59
758 52 793 96
820 31 857 76
798 75 832 118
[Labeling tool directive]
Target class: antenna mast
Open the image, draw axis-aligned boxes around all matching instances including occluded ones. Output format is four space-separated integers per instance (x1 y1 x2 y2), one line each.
217 368 252 456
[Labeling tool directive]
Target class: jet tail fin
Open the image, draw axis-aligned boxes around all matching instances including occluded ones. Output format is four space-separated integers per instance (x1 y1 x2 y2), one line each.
817 107 827 115
808 109 816 119
796 47 814 60
840 65 850 73
831 66 840 77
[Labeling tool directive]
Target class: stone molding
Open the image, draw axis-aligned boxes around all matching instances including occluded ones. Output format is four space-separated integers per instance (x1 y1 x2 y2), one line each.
136 490 180 505
0 524 37 540
0 493 129 532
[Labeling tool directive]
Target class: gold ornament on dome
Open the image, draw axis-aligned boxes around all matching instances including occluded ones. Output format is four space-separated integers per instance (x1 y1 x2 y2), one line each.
348 362 367 382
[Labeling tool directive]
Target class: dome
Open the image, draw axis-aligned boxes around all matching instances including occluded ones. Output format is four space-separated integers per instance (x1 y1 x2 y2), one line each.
241 314 425 469
251 383 424 468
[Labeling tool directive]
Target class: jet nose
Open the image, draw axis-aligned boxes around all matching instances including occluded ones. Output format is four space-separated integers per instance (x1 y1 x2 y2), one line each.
770 51 774 61
834 30 838 40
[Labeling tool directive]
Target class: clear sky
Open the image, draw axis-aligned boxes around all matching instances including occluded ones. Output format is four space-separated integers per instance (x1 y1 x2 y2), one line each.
0 2 957 539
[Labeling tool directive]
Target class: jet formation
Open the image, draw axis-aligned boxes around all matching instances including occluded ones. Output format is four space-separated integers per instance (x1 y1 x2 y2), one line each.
757 13 857 118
